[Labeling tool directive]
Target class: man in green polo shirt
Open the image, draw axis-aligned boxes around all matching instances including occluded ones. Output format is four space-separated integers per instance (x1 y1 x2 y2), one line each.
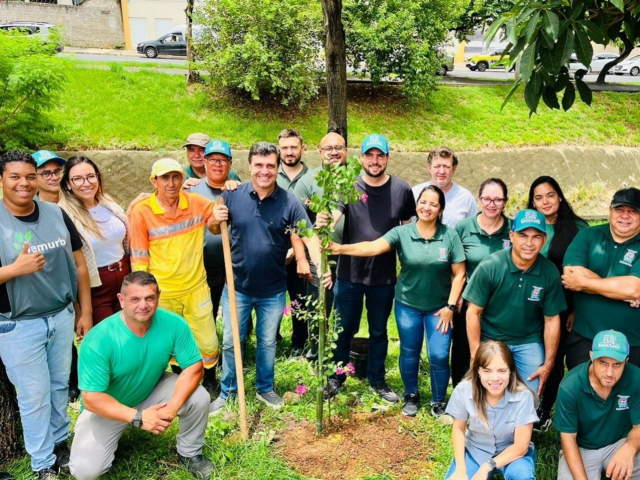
183 132 240 182
556 330 640 480
563 188 640 370
69 272 214 480
465 209 566 395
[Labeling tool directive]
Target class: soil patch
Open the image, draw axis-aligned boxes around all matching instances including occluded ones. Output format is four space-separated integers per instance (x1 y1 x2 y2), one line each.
277 413 434 480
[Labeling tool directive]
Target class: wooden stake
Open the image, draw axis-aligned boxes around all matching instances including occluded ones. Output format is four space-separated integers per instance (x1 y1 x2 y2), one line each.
216 197 248 440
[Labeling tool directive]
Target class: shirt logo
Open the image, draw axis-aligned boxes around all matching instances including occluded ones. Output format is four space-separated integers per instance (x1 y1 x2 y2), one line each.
528 286 543 301
617 395 630 411
502 239 511 249
438 248 448 262
13 231 66 253
621 249 637 267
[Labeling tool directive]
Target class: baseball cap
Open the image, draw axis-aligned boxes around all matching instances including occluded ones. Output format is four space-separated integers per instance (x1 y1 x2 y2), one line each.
592 330 630 362
204 140 232 158
361 134 389 155
149 158 186 183
512 209 547 234
183 133 210 149
32 150 66 168
611 188 640 212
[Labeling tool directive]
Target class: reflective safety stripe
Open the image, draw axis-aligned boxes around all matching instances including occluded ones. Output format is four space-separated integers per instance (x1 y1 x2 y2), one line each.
148 216 205 239
130 249 149 258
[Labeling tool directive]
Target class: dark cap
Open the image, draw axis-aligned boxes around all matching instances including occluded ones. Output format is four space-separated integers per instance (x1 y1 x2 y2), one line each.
611 188 640 212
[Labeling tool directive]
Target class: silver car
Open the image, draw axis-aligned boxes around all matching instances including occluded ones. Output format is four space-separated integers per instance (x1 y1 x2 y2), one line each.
0 21 64 52
436 55 455 76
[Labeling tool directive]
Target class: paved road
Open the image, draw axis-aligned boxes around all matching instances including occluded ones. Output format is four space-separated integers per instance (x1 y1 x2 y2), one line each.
447 66 640 84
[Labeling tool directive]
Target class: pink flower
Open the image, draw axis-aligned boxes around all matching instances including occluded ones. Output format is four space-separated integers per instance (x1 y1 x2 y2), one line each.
346 363 356 375
283 306 292 316
361 193 369 204
296 384 308 396
336 367 344 375
291 300 297 307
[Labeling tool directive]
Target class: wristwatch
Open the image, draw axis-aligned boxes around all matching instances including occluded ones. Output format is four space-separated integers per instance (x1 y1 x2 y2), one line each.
446 304 456 312
130 410 143 428
485 458 497 470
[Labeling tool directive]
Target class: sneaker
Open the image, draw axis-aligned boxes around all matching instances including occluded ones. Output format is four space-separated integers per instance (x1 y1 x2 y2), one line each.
430 401 447 417
256 391 284 410
53 442 70 473
0 473 15 480
370 383 400 404
534 409 553 432
209 396 227 417
402 393 419 417
178 454 214 480
323 378 343 400
36 468 59 480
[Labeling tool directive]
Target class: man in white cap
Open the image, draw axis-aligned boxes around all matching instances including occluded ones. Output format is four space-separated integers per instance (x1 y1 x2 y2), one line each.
129 158 220 395
183 133 240 182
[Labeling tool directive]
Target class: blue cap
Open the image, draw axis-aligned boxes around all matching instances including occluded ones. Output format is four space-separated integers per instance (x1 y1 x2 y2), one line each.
512 209 546 234
361 134 389 154
204 140 232 158
32 150 66 168
592 330 629 362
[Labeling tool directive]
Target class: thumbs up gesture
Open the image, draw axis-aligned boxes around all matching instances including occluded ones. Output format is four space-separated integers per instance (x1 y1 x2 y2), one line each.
13 242 46 277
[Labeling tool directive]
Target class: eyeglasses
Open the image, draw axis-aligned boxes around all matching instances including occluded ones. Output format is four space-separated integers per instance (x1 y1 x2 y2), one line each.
320 145 346 153
205 157 230 166
480 197 506 207
37 168 62 180
70 173 100 187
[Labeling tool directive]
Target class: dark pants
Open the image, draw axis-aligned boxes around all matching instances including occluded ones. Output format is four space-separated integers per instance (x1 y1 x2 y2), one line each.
286 260 309 350
205 266 226 323
540 310 570 413
566 330 640 370
451 300 471 387
332 278 395 386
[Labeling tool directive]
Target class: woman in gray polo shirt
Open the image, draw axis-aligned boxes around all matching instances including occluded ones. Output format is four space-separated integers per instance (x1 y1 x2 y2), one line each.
445 340 538 480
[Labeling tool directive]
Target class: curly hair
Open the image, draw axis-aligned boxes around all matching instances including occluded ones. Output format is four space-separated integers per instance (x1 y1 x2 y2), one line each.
0 150 36 175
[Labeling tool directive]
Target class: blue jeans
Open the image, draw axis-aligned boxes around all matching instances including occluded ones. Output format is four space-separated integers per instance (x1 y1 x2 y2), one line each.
0 304 75 471
395 301 451 402
220 287 285 396
445 446 537 480
509 342 545 393
333 279 395 385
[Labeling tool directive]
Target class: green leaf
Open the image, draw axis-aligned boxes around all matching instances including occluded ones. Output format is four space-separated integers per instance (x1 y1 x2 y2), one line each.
610 0 625 12
575 27 593 66
562 82 576 111
570 2 584 19
575 77 592 106
524 79 542 113
530 71 542 95
553 28 575 69
542 86 560 109
16 233 24 243
540 47 557 74
544 11 560 40
25 231 32 242
484 15 508 48
554 70 570 92
500 78 523 111
540 26 555 49
13 243 22 250
520 40 537 82
577 20 605 44
634 3 640 16
509 37 526 64
525 12 541 44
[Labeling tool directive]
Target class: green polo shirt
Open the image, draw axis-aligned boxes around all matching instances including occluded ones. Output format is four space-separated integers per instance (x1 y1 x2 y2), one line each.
463 248 567 345
455 215 512 277
554 361 640 450
276 162 309 193
564 224 640 345
382 222 465 311
183 164 241 181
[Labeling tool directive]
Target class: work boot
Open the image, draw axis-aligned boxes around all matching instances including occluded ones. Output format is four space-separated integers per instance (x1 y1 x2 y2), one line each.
178 454 214 480
202 368 218 397
36 468 59 480
53 442 70 473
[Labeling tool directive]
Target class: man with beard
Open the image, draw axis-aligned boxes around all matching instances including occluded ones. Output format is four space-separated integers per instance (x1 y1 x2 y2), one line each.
556 330 640 480
412 146 477 228
319 134 415 403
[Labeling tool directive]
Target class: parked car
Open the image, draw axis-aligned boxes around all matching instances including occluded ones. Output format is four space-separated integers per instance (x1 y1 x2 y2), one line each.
569 53 620 74
0 21 64 52
436 55 455 76
137 32 187 58
613 54 640 76
466 49 510 72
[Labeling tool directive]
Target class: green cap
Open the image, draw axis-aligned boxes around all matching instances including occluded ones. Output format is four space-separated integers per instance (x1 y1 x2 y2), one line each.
592 330 630 362
512 209 546 234
361 134 389 154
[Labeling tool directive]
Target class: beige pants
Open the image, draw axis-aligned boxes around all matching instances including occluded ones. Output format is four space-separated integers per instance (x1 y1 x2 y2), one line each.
558 438 640 480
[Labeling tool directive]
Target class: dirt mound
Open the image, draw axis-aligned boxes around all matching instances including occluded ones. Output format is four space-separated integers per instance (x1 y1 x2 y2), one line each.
277 413 435 480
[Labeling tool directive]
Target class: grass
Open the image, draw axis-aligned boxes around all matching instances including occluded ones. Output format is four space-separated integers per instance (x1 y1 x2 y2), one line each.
4 309 559 480
68 58 190 70
42 66 640 152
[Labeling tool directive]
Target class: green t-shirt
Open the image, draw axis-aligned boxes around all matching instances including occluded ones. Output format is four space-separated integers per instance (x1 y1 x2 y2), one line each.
382 222 465 311
183 164 241 182
563 224 640 345
78 308 202 407
292 166 345 244
540 219 588 258
455 215 512 278
554 361 640 450
463 248 567 345
276 163 309 193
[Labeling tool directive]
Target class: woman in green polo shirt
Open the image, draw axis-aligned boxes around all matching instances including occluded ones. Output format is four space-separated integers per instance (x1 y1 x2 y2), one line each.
453 178 512 388
329 185 466 417
526 175 587 429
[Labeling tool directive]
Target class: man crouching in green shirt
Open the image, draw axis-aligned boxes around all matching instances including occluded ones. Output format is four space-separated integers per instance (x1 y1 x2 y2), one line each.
556 330 640 480
69 272 213 480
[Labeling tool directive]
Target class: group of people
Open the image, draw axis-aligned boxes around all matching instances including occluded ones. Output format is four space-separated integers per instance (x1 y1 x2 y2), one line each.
0 129 639 480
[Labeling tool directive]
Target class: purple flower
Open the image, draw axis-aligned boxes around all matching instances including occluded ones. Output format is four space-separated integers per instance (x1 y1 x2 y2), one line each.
291 300 297 307
296 384 308 396
336 367 344 375
361 193 369 204
346 363 356 375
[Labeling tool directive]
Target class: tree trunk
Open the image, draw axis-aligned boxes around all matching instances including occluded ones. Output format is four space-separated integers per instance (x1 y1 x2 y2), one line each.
185 0 200 85
0 359 21 465
596 32 635 84
320 0 348 145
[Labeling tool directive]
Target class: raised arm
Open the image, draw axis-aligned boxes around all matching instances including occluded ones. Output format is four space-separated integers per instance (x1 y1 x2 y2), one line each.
329 238 392 257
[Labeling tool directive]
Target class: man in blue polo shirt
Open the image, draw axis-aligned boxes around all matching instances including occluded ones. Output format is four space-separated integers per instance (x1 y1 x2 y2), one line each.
208 141 315 413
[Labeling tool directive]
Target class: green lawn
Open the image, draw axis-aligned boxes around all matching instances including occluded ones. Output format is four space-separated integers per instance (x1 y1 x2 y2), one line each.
68 58 190 70
4 310 559 480
43 66 640 152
